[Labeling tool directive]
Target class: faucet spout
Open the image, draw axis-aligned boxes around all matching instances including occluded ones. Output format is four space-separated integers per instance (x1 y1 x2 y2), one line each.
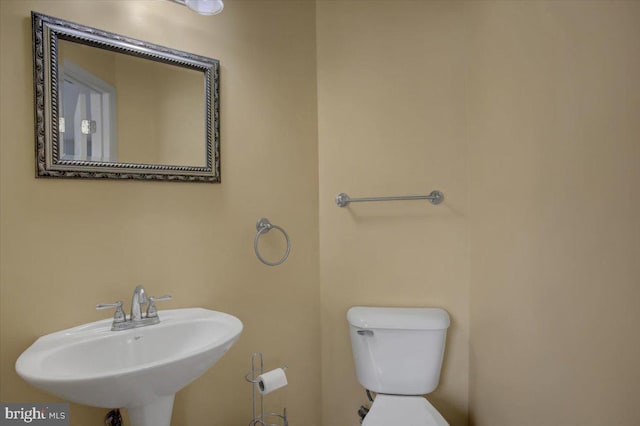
130 285 147 321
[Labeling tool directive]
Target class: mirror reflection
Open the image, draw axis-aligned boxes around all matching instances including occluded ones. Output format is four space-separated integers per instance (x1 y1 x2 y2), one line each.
59 40 205 167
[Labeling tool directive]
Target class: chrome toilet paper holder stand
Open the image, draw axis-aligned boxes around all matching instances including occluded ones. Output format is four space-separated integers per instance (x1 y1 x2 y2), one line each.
245 352 288 426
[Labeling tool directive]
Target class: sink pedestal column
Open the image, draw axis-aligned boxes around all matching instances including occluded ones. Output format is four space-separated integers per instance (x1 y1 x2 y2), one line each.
127 395 175 426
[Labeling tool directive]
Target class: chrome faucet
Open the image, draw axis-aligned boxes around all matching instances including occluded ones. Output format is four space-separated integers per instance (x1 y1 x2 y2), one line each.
130 285 147 321
97 285 172 331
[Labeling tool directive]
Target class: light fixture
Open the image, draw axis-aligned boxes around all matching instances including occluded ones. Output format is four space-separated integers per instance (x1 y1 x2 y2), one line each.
169 0 224 16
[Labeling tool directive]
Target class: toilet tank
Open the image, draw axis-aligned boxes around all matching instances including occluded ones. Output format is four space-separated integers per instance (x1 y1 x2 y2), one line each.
347 306 450 395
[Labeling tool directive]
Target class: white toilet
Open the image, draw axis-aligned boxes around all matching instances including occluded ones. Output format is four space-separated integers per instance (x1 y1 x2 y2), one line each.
347 306 450 426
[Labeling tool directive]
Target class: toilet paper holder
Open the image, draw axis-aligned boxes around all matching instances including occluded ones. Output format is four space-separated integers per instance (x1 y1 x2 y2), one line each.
245 352 289 426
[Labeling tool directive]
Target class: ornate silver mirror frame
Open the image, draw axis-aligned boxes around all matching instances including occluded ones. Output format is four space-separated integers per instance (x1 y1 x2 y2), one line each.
32 12 220 182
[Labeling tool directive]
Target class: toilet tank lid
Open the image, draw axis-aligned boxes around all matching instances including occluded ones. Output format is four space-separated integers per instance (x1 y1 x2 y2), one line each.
347 307 450 330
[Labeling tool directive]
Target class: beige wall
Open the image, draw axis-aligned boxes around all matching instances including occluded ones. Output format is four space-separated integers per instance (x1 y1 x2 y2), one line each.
467 1 640 425
318 1 640 426
317 2 471 425
60 40 117 87
0 2 319 426
115 54 205 166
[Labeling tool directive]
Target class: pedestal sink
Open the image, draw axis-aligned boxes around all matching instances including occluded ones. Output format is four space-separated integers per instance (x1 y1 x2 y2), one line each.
15 308 242 426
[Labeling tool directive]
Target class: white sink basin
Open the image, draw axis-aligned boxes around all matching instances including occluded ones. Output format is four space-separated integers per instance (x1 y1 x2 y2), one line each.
16 308 242 426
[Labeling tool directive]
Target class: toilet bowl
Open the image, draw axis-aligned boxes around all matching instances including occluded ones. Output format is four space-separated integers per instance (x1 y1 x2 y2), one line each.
363 395 447 426
347 306 450 426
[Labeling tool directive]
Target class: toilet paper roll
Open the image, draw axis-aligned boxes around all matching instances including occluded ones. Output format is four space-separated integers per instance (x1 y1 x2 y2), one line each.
257 368 288 395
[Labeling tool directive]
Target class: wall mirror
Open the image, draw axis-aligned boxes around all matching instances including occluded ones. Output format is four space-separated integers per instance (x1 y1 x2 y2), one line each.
32 12 220 182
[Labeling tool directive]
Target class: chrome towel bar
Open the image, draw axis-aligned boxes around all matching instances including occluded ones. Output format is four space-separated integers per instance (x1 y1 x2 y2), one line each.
335 190 444 207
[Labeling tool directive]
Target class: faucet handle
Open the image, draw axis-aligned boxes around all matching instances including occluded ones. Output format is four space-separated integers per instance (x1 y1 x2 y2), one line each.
96 301 126 323
146 295 172 318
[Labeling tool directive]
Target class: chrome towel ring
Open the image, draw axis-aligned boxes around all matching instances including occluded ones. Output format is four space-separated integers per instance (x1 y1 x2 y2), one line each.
254 218 291 266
